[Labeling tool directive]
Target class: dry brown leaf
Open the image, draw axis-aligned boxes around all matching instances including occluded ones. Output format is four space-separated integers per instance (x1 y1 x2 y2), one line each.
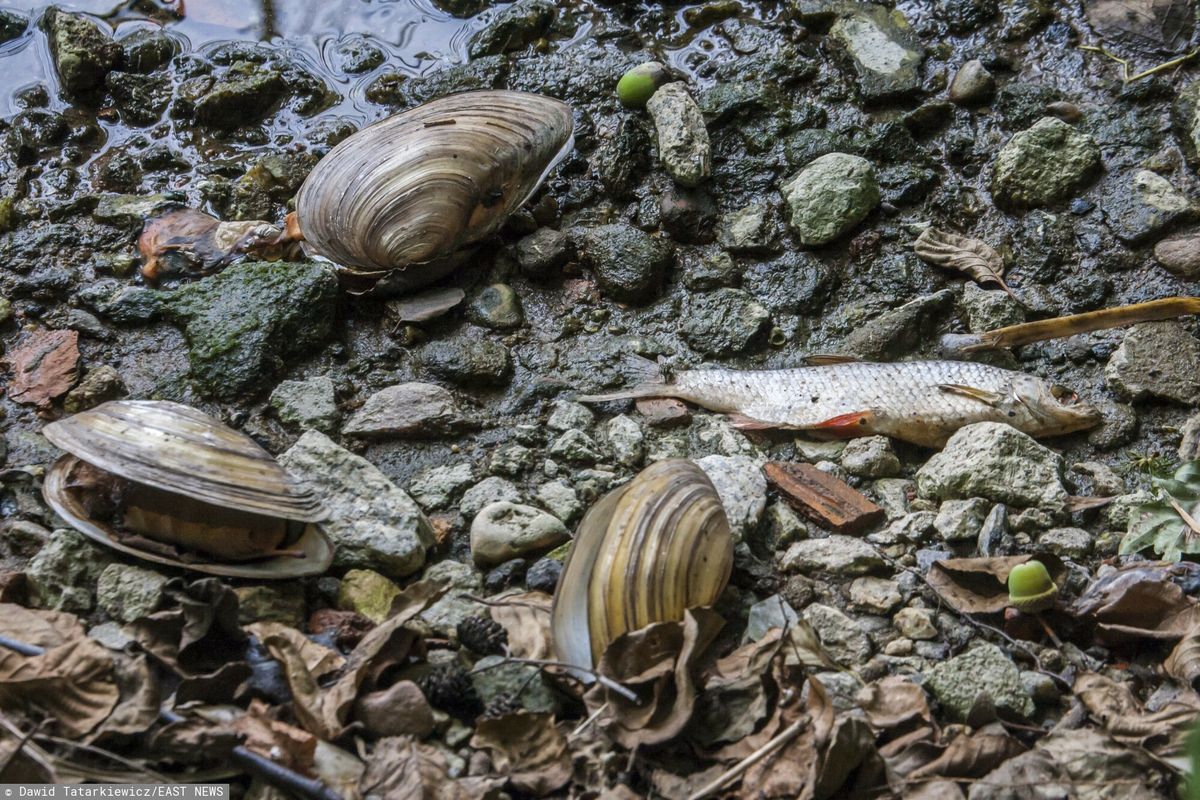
232 699 317 776
1086 0 1194 53
487 590 553 660
1071 561 1200 642
360 735 501 800
590 607 724 748
245 622 344 678
927 555 1067 615
0 603 86 649
261 580 444 740
908 724 1025 780
0 637 119 737
1075 672 1200 753
690 629 785 748
913 228 1017 299
87 652 161 744
857 675 936 756
4 329 80 408
471 711 572 796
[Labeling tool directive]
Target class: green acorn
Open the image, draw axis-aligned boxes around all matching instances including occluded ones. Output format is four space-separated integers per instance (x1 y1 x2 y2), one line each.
616 62 669 108
1007 560 1058 613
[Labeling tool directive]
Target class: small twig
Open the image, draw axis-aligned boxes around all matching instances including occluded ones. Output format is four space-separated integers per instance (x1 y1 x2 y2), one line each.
686 716 808 800
459 593 552 613
1169 497 1200 535
1033 613 1065 649
32 734 172 783
0 719 41 777
1080 44 1200 83
571 702 608 737
470 656 640 704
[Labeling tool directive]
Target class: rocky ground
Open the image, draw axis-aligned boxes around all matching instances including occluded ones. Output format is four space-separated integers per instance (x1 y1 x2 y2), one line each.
3 0 1200 797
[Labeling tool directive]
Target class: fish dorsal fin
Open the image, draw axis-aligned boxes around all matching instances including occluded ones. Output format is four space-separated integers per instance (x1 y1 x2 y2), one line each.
938 383 1004 407
804 354 860 366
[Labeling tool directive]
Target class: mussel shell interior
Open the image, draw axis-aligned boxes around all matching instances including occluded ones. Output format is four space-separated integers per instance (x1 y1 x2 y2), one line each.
43 455 334 579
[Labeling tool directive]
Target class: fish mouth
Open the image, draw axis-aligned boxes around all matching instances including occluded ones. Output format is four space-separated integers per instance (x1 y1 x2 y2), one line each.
1054 402 1104 433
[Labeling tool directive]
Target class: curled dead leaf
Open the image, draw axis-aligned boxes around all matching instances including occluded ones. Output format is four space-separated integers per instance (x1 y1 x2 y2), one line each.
1071 561 1200 642
914 227 1018 299
471 711 572 796
232 699 318 777
1166 626 1200 687
4 329 80 409
590 607 724 749
927 555 1066 615
360 735 503 800
0 603 85 649
907 723 1025 780
1075 672 1200 753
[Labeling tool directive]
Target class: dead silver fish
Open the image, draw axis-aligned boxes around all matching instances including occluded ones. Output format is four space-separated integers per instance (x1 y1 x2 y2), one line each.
578 357 1101 448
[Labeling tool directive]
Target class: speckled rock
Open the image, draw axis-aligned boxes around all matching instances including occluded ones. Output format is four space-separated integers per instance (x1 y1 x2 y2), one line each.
1106 321 1200 405
343 382 468 438
234 583 306 627
803 603 873 665
547 400 595 432
549 429 602 463
270 376 339 433
679 288 770 356
916 423 1067 508
606 415 645 467
96 563 168 623
27 530 115 613
991 117 1100 209
849 576 902 613
1100 170 1195 245
934 498 991 542
960 284 1025 333
460 476 521 519
409 463 476 510
62 366 126 413
926 643 1035 721
578 223 674 304
781 153 880 246
280 431 434 580
470 502 569 567
645 82 712 187
418 560 484 635
781 536 885 576
696 454 767 540
535 480 583 524
1038 527 1092 558
840 436 900 478
828 4 925 103
717 203 779 253
894 607 937 640
420 338 512 386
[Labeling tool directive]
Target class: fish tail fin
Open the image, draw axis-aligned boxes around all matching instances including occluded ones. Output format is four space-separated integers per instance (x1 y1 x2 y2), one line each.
577 354 673 403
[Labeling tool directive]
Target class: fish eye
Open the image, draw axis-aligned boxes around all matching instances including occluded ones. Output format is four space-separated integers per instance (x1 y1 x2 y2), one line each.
1050 384 1078 404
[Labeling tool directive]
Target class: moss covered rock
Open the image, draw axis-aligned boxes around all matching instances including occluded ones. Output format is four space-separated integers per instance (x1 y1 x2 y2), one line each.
163 261 338 400
42 7 121 95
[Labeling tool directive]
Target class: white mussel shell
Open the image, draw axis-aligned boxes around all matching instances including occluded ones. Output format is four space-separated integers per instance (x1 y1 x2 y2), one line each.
550 459 734 674
295 90 574 293
42 400 332 578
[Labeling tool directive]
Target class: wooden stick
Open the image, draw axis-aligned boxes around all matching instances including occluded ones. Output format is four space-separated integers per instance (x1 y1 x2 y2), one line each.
940 297 1200 355
686 716 808 800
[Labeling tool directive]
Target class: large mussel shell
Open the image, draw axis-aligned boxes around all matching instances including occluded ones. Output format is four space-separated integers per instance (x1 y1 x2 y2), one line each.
42 400 332 578
295 90 574 294
551 459 733 673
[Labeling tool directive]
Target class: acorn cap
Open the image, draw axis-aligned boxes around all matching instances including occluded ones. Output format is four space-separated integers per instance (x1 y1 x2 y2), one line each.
1007 560 1058 613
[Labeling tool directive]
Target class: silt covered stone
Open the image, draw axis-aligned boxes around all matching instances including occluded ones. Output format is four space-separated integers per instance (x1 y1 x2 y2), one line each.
645 82 712 187
781 153 880 246
991 117 1100 209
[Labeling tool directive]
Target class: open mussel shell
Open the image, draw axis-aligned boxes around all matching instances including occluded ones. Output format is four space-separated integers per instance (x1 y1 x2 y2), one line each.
42 400 333 579
295 89 574 294
551 459 734 675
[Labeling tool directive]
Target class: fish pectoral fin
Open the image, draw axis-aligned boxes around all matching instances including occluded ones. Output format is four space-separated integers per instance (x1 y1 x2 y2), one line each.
727 413 782 431
803 353 861 366
810 410 876 437
937 383 1005 407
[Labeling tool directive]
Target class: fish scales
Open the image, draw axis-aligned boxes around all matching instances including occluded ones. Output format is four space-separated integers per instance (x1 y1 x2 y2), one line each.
578 358 1101 447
